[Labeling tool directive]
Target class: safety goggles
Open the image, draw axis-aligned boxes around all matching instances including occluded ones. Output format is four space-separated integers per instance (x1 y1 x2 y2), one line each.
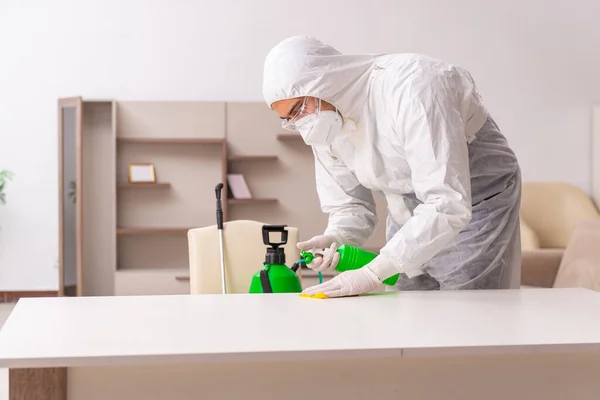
281 97 322 132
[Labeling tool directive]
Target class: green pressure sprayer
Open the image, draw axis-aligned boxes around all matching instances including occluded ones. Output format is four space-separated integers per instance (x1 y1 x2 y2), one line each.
300 244 400 286
249 225 304 293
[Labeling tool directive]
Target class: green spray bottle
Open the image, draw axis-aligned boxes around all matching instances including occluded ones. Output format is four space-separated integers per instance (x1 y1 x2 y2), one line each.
300 244 400 286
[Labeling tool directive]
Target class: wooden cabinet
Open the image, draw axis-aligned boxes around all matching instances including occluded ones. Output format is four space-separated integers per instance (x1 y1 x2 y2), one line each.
115 269 190 296
58 97 84 297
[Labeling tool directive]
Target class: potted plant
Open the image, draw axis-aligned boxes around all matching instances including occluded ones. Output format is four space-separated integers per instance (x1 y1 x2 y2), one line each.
0 170 14 205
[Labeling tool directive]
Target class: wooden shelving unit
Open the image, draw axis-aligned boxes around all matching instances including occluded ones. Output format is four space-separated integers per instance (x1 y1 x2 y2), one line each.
226 154 279 204
118 182 171 189
227 198 278 205
116 227 194 235
228 155 278 162
276 133 303 142
110 101 229 296
117 137 225 144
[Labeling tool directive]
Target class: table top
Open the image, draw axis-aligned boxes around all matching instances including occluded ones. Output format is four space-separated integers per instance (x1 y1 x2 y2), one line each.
0 288 600 368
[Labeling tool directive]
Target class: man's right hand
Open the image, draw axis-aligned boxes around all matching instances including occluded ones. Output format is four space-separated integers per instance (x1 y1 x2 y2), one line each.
297 235 340 273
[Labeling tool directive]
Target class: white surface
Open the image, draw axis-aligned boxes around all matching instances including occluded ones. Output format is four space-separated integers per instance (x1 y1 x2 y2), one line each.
2 1 600 290
1 288 600 368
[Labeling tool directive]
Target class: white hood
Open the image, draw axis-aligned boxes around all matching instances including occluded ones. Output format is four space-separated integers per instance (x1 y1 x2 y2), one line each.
262 36 377 120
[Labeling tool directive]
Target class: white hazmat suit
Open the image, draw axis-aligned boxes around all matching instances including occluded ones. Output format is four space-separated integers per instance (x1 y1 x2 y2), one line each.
263 36 522 294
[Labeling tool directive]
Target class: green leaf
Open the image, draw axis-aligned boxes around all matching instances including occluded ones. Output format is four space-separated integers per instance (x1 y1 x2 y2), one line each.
0 169 14 205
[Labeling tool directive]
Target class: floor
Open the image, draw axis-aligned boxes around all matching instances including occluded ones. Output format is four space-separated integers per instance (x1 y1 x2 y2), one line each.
0 303 16 400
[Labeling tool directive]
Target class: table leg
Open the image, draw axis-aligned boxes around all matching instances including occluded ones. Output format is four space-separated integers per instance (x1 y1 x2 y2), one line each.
9 368 66 400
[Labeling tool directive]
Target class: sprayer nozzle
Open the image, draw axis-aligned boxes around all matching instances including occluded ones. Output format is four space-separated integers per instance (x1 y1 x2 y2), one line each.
300 250 315 265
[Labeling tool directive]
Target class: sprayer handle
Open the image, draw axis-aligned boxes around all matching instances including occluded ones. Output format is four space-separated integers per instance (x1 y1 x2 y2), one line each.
262 225 288 247
300 248 329 265
309 247 329 257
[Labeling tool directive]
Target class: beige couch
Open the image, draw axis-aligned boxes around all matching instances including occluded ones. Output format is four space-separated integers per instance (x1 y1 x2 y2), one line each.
520 182 600 289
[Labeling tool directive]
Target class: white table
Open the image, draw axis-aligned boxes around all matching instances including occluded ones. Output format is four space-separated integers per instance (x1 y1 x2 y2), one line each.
1 288 600 400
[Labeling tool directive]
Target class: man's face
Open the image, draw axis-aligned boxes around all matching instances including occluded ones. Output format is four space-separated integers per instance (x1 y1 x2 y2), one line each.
272 97 313 122
271 97 337 122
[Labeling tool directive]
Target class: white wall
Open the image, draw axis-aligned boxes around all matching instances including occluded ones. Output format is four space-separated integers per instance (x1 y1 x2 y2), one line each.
0 0 599 290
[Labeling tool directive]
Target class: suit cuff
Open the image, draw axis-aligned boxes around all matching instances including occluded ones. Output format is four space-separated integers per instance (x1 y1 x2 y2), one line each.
367 253 425 280
367 254 402 281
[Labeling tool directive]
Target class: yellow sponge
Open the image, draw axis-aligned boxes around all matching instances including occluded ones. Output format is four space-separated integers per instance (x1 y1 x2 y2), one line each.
299 292 329 299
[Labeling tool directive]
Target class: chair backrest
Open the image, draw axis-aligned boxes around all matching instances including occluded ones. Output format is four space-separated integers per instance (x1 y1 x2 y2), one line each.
188 220 300 294
520 182 600 248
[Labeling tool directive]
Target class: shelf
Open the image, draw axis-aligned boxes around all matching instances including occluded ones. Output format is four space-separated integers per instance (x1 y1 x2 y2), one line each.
227 198 279 205
276 133 304 142
115 267 189 274
228 155 278 162
118 182 171 189
117 227 194 235
115 268 190 281
114 268 191 296
116 137 225 144
82 98 114 103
